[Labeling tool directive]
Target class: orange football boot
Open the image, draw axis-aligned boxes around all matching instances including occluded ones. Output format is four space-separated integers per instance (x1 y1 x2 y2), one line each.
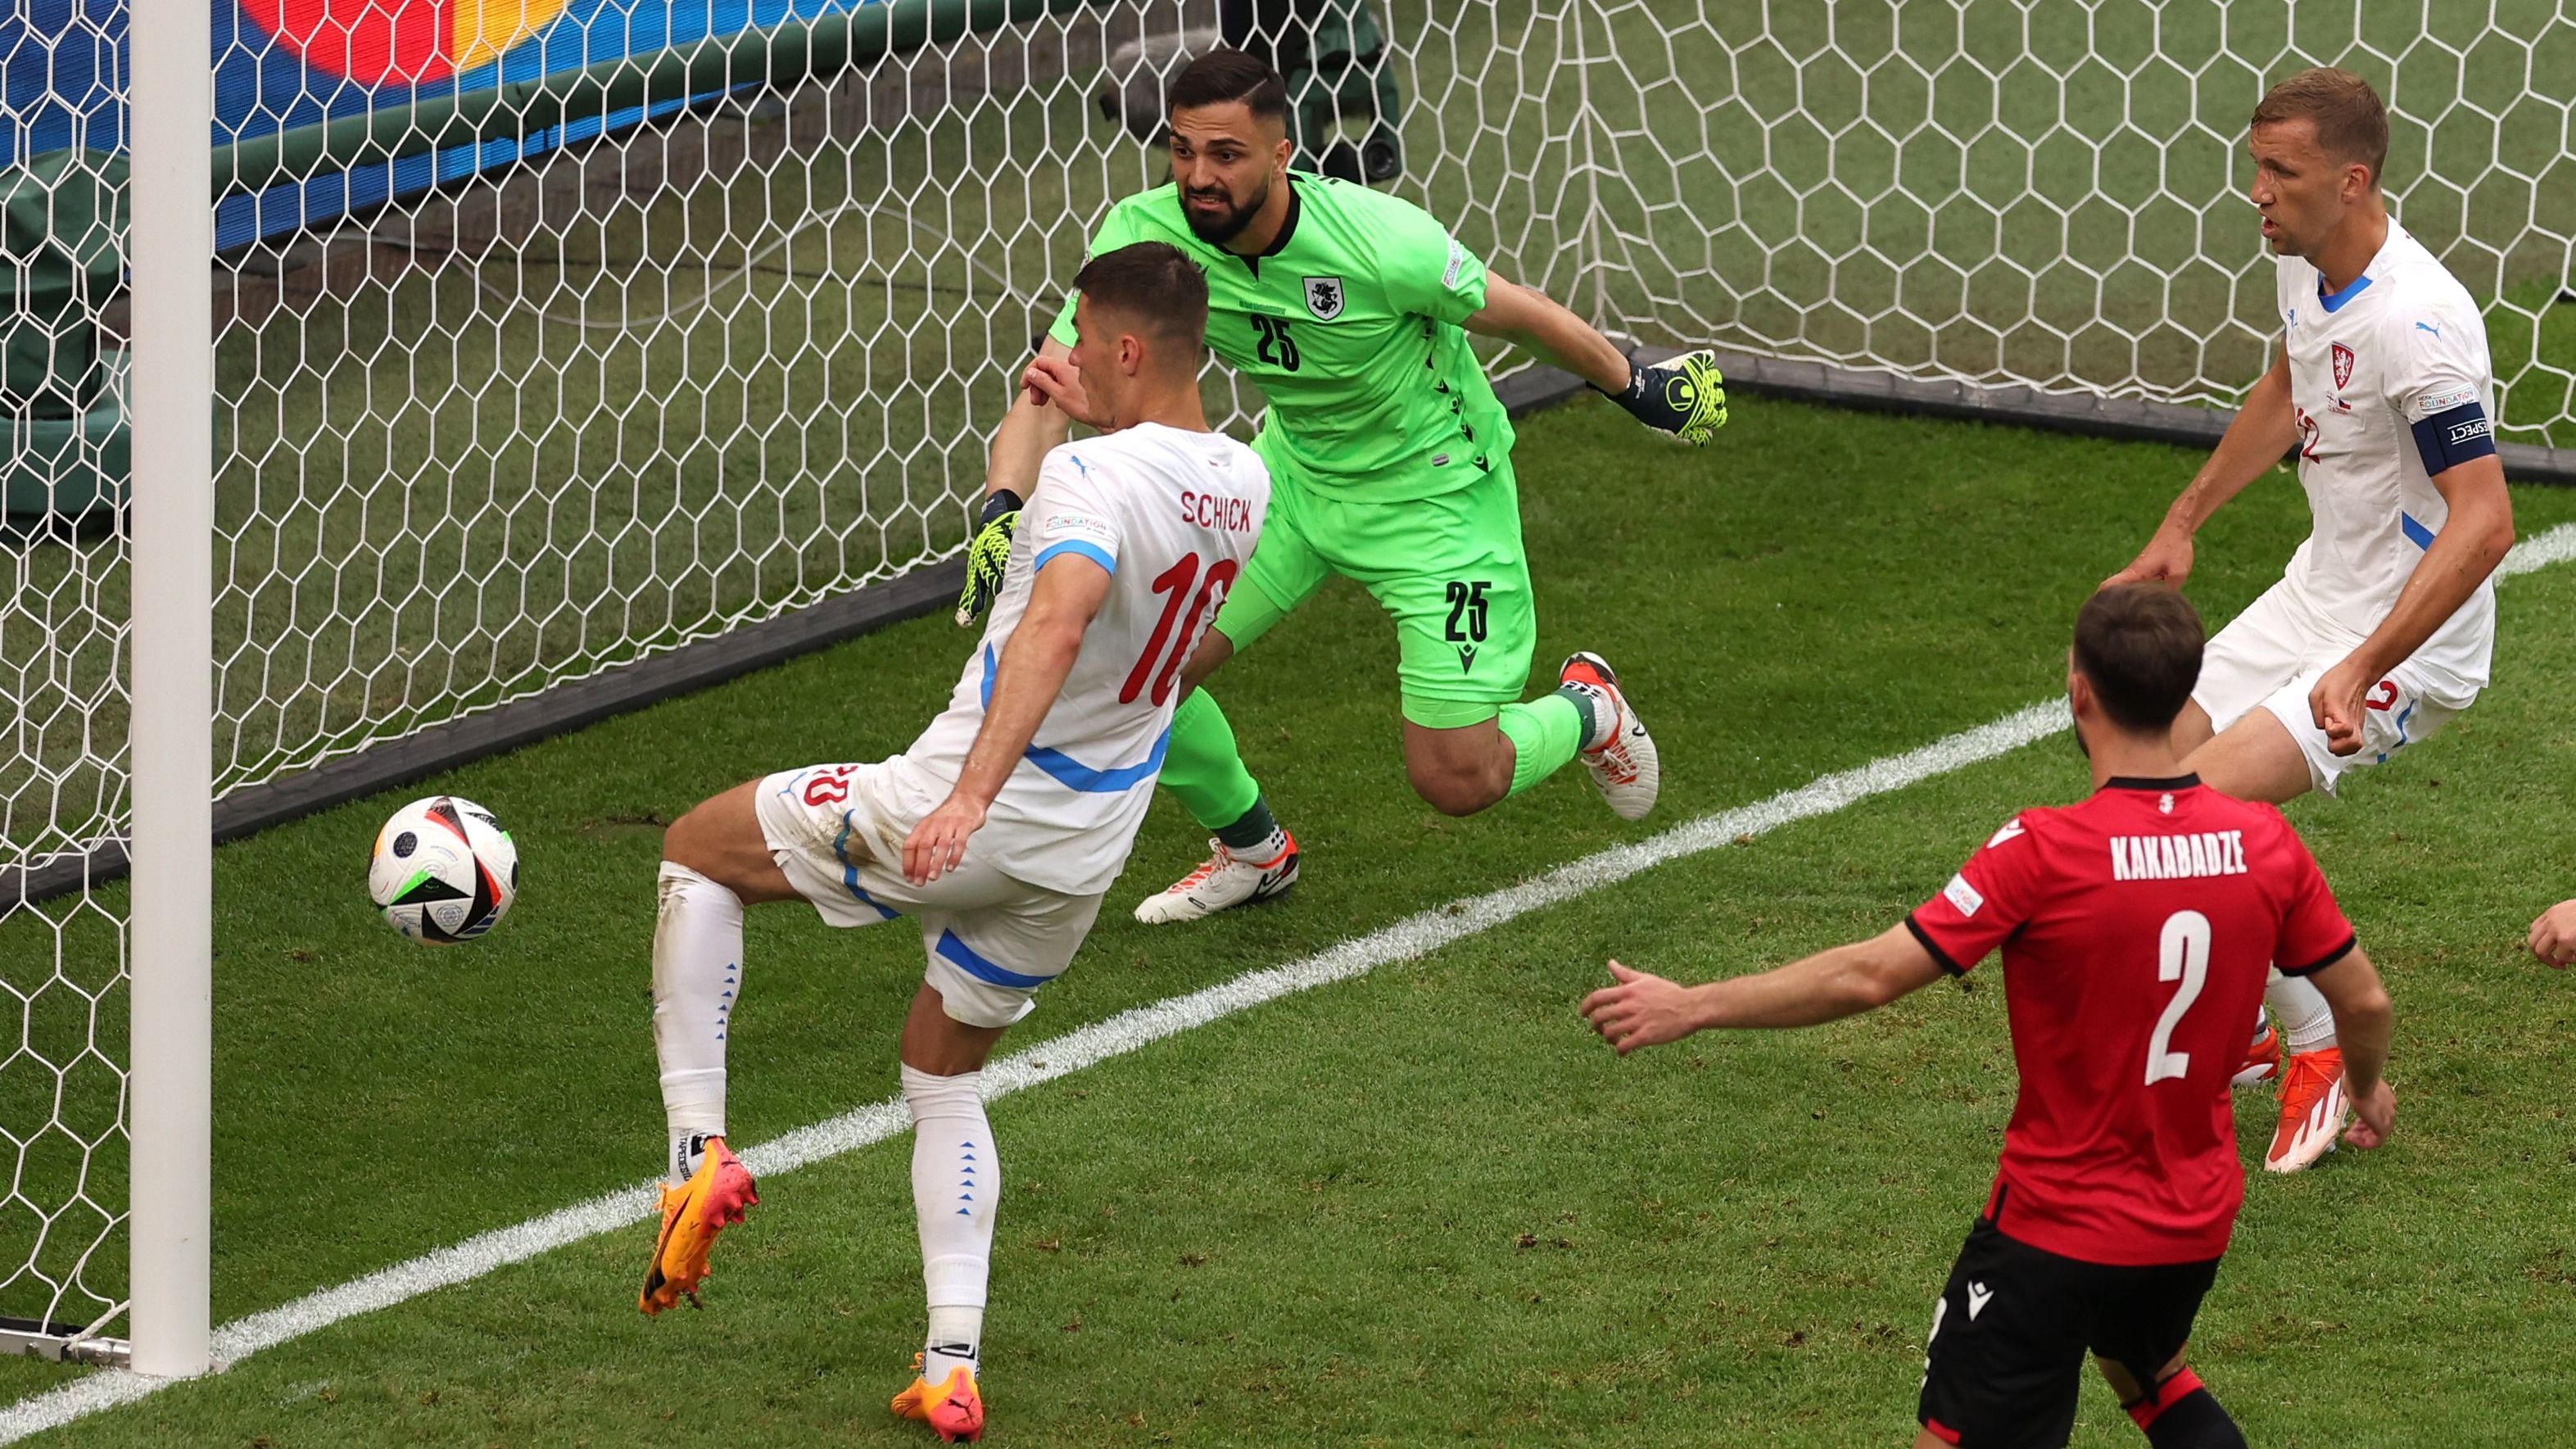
2264 1048 2349 1174
892 1354 986 1442
2232 1021 2280 1089
639 1137 758 1314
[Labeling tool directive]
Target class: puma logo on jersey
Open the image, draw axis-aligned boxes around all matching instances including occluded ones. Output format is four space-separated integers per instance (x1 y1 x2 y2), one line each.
2109 831 2247 882
1966 1282 1994 1320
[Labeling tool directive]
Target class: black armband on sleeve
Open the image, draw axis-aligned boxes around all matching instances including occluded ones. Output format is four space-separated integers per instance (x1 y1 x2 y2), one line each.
2409 402 2496 475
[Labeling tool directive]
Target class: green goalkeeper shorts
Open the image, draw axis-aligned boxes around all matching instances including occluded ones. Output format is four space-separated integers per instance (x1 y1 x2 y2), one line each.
1213 453 1534 730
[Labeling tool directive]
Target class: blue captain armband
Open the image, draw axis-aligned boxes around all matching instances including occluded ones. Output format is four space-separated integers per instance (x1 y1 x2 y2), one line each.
2410 401 2497 474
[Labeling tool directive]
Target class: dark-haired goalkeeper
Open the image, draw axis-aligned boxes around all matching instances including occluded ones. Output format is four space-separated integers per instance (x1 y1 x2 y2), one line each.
962 48 1730 922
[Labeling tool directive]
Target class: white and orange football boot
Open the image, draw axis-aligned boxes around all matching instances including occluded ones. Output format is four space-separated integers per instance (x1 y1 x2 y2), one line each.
892 1354 987 1442
1559 652 1660 820
1132 830 1300 924
2232 1021 2281 1089
2263 1048 2349 1174
639 1137 758 1313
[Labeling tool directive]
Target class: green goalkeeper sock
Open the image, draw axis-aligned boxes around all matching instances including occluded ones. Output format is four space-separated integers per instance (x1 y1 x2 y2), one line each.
1496 691 1592 799
1161 690 1265 833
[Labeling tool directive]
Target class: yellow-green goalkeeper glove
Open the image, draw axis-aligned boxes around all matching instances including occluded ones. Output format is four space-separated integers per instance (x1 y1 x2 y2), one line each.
953 489 1022 626
1602 349 1728 444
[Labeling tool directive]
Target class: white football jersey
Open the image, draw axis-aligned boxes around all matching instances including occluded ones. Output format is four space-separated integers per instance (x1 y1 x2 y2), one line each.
2273 220 2498 692
901 423 1270 896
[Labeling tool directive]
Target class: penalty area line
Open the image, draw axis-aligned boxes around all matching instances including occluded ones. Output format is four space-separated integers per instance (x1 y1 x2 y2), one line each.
5 518 2570 1444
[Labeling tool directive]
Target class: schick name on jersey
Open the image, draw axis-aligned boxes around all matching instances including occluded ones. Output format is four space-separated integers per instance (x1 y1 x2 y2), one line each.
2108 831 2248 882
1180 491 1258 533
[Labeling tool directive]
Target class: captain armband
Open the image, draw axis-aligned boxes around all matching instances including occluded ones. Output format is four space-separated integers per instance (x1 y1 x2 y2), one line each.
2408 399 2497 474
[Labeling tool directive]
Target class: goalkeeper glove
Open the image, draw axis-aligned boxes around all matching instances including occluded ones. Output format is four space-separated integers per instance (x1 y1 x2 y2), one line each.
953 489 1022 626
1602 349 1729 444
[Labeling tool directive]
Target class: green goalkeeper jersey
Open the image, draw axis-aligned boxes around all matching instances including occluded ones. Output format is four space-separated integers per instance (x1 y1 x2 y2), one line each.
1048 173 1515 502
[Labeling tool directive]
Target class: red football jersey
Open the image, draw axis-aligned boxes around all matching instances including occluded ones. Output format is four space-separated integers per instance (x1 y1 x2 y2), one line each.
1907 774 2356 1266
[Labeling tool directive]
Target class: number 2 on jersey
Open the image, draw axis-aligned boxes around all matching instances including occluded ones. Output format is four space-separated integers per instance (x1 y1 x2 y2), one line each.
2144 909 2211 1085
1121 552 1239 707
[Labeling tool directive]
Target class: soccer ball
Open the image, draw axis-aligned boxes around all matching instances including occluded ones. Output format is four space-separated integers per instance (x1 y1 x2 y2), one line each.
368 795 518 944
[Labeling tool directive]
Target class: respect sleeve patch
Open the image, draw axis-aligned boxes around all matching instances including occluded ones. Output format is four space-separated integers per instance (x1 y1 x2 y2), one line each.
2409 400 2496 475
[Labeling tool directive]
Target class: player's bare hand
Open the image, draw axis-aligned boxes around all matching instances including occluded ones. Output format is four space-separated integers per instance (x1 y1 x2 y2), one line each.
2100 527 2193 591
1021 355 1108 428
2530 899 2576 969
902 795 986 885
2343 1078 2396 1151
1581 961 1702 1054
2307 656 2378 757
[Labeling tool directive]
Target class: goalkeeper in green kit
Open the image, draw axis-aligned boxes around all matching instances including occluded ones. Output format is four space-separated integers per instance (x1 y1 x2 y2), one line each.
961 49 1729 924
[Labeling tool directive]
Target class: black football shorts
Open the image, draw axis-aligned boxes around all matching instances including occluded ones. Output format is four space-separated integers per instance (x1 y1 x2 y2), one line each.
1917 1216 2220 1449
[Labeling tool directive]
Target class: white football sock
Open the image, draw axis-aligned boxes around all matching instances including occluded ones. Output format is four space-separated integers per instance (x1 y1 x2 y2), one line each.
903 1064 994 1381
654 862 744 1184
2267 969 2338 1056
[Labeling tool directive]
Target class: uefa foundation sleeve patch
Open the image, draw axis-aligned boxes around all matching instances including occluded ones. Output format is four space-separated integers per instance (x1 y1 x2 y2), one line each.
1942 872 1985 917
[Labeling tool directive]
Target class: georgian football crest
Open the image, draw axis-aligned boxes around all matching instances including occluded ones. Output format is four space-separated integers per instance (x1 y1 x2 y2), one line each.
2331 342 2356 390
1302 275 1345 321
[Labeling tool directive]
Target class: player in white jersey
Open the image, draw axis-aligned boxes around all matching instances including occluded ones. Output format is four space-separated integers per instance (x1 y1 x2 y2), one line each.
2106 69 2515 1174
633 242 1267 1443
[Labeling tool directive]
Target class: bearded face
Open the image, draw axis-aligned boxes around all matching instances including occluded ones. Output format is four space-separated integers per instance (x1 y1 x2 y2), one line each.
1182 168 1273 245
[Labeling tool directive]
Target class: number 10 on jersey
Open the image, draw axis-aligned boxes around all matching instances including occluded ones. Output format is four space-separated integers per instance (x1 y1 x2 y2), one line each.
1122 553 1239 707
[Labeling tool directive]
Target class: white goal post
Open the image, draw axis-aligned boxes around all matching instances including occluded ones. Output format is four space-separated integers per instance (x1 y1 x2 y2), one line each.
0 0 2565 1374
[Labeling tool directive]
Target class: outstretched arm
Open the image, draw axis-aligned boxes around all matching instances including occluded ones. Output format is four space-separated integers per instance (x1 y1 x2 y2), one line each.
904 553 1112 883
1465 276 1729 445
986 337 1077 502
2104 347 2298 591
1581 923 1948 1054
958 337 1080 625
1462 275 1634 393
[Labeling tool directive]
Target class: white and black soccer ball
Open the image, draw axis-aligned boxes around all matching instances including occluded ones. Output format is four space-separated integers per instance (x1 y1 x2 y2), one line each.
368 795 518 944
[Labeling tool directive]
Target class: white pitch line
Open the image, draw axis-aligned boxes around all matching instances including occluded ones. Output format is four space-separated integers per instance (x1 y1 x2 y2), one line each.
5 519 2571 1445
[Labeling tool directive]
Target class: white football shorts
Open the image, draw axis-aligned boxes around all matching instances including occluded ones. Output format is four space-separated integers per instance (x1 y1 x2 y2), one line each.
754 759 1104 1028
2193 578 2474 796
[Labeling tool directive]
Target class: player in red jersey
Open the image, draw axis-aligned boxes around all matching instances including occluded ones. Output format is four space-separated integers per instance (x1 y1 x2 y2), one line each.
1582 584 2395 1449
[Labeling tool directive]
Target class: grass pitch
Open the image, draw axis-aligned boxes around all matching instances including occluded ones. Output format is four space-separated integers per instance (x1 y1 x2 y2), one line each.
4 394 2575 1444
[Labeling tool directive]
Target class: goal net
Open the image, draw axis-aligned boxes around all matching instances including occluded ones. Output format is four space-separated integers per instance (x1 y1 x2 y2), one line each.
0 0 2566 1352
